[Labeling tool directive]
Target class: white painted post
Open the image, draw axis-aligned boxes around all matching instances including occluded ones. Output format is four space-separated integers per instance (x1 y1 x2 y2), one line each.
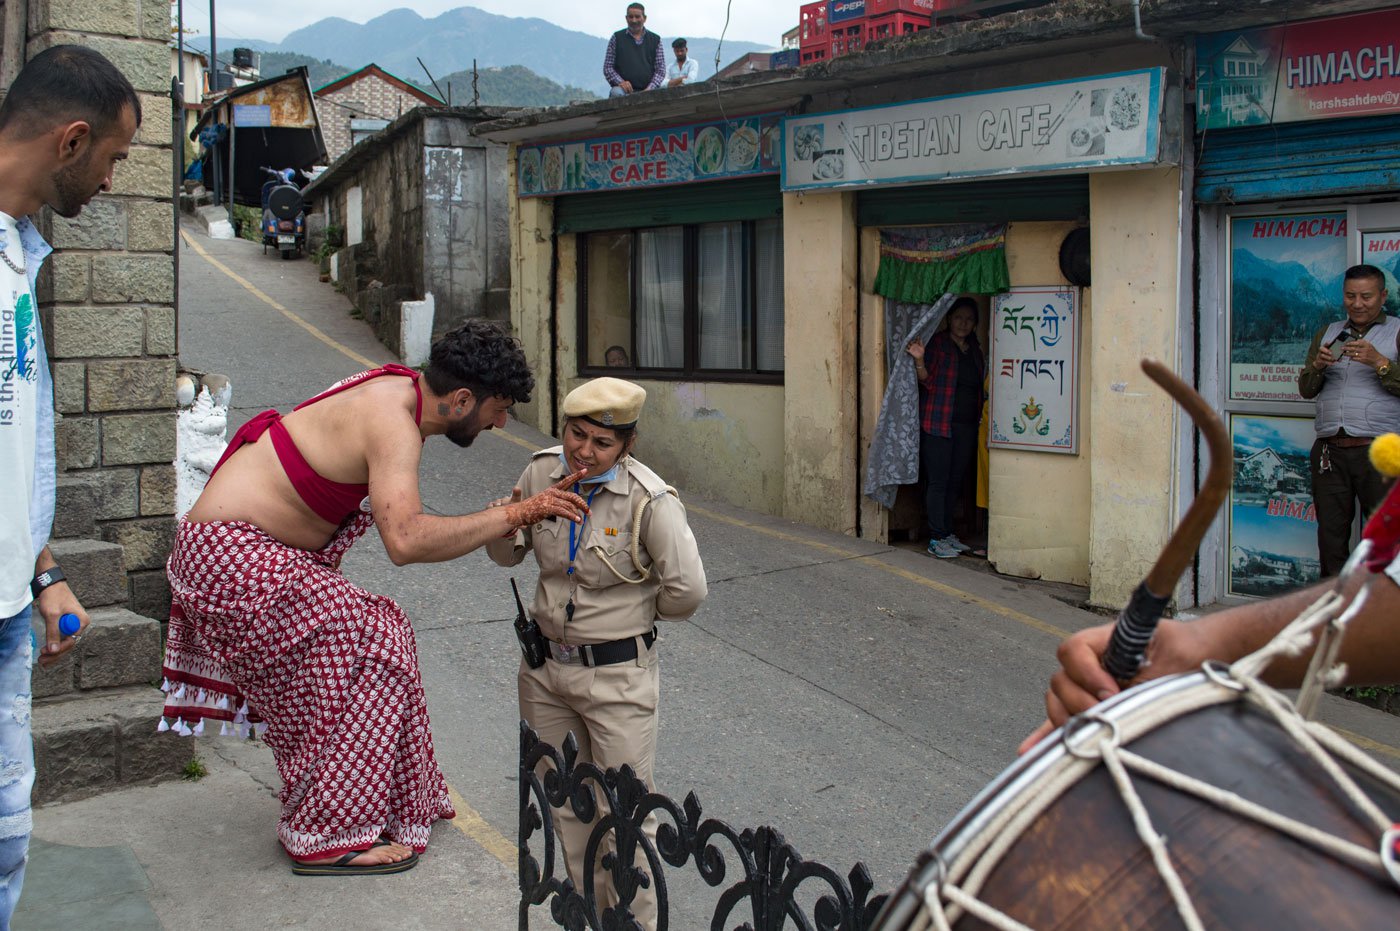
400 292 435 367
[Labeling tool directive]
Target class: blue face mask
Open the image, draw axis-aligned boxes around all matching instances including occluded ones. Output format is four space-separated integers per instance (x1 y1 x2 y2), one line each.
559 452 620 486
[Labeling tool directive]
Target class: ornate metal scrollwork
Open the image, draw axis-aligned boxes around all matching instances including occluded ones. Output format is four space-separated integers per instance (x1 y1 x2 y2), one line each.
519 722 889 931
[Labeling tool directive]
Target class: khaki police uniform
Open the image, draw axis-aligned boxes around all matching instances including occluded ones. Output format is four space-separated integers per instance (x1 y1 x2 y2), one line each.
487 438 706 927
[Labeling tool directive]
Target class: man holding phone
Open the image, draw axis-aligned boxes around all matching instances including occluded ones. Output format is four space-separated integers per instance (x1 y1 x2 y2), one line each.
1297 263 1400 574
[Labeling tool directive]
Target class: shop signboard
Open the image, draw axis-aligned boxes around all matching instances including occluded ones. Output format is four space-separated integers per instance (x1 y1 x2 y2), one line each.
1228 212 1348 402
989 287 1079 455
1196 9 1400 130
1361 229 1400 316
1226 413 1320 598
517 112 782 198
781 68 1163 192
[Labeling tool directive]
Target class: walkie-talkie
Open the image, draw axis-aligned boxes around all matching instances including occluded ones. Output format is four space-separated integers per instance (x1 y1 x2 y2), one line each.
511 578 547 669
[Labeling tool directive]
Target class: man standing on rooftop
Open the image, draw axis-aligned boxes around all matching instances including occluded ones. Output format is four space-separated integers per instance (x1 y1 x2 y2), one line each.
604 3 666 98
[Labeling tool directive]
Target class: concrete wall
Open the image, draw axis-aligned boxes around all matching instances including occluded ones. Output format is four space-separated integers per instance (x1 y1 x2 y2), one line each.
1087 168 1184 607
321 112 510 357
20 0 179 618
987 221 1093 586
783 190 859 535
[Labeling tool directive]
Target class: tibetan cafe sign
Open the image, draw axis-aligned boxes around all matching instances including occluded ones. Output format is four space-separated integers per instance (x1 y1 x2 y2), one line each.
1196 8 1400 130
516 112 782 198
781 68 1165 192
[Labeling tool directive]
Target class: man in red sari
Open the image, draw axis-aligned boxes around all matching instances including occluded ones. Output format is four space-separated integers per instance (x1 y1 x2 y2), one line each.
161 321 588 874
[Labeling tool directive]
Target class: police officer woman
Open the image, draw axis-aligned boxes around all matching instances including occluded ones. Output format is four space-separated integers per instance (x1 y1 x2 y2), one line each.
487 377 707 927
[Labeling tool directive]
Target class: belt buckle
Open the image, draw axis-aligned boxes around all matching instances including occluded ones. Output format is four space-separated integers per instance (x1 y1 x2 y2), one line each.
550 641 583 665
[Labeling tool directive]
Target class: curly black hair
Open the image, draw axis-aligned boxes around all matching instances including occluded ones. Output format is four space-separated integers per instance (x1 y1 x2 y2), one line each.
424 320 534 403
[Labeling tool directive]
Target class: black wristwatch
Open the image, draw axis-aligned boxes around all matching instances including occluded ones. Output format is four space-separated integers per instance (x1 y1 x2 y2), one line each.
31 566 65 598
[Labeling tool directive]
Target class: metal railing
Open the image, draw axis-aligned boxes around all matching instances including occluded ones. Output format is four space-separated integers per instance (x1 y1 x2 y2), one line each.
519 722 890 930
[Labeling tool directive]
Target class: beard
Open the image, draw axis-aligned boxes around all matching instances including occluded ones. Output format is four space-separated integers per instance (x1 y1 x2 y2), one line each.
51 151 98 218
445 404 492 448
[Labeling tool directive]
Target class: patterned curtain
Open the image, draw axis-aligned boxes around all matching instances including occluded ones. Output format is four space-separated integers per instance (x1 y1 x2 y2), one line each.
863 295 954 509
872 223 1010 303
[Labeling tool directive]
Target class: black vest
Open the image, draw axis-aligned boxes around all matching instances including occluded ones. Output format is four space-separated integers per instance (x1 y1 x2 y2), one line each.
612 29 660 89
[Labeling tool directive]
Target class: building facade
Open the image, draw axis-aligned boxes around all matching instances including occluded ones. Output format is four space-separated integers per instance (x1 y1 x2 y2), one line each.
314 64 443 163
479 0 1400 610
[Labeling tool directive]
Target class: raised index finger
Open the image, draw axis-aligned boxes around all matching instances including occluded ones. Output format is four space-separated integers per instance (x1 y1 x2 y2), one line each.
552 469 588 492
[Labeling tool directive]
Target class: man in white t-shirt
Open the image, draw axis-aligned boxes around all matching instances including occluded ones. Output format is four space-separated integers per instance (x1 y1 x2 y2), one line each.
0 44 140 923
667 38 700 87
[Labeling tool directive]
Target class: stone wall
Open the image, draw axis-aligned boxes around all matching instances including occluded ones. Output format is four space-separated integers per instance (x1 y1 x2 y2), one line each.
22 0 177 619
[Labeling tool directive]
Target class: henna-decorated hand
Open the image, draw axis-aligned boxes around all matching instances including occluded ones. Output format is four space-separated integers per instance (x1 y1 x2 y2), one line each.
503 470 589 528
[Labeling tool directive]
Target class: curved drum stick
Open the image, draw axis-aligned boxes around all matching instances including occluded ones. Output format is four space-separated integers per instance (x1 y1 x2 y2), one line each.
1102 359 1233 682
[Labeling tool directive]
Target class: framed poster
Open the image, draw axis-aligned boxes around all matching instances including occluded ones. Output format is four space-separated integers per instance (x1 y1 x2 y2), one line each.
1228 212 1348 402
1226 413 1321 598
989 287 1079 454
1360 229 1400 315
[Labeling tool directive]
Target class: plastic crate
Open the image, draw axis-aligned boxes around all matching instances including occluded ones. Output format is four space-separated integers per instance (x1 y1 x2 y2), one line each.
868 0 939 15
799 44 828 64
770 48 801 70
799 1 828 45
829 20 867 57
867 10 931 41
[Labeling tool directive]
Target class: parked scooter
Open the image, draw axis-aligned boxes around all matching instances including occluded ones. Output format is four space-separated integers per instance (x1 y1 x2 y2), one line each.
260 166 306 260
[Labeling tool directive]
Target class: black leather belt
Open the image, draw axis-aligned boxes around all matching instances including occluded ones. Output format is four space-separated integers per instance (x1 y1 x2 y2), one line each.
547 627 658 667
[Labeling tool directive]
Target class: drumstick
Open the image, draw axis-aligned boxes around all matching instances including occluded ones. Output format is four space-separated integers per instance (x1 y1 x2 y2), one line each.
1101 359 1232 681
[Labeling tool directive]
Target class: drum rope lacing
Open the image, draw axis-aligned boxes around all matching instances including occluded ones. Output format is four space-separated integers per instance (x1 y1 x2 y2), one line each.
921 547 1400 930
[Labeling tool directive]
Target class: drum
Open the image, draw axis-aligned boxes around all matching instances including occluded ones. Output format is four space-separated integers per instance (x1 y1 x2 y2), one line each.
873 667 1400 930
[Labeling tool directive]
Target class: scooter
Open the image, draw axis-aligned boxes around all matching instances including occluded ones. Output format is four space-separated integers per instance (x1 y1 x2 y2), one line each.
260 166 306 260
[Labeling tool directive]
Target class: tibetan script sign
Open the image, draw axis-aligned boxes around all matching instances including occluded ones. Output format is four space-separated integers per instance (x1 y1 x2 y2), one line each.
517 112 782 198
781 68 1163 192
989 287 1080 455
1197 9 1400 130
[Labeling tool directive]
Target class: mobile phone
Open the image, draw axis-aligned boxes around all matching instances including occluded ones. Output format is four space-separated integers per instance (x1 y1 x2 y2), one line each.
1328 329 1356 350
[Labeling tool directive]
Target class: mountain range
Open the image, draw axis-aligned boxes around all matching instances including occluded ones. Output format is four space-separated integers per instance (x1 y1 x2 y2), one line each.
191 5 770 97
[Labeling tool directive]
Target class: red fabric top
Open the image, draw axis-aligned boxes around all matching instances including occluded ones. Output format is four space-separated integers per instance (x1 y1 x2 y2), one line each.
209 364 423 524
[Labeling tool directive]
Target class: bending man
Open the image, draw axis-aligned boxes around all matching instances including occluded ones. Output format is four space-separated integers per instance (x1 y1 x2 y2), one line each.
161 321 588 874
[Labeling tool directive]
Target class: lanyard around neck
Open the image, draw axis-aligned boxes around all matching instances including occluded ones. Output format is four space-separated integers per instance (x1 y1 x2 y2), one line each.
567 484 604 576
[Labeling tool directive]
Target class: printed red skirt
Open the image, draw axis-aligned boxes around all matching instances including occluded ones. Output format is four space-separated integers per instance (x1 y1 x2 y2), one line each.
161 516 455 858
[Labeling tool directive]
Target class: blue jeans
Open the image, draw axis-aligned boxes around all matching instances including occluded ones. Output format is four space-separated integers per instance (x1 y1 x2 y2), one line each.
0 607 33 928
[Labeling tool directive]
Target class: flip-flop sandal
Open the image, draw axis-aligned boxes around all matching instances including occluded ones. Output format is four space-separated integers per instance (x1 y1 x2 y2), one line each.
291 839 420 876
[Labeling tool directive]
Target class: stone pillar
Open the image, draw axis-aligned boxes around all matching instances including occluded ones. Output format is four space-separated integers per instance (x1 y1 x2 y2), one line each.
782 190 859 535
27 0 177 619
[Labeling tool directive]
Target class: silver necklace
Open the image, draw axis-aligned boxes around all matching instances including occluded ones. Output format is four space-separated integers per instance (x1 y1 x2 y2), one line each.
0 249 23 275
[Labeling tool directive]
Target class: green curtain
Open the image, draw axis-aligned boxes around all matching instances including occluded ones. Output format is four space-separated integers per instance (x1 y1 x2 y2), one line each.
872 223 1010 302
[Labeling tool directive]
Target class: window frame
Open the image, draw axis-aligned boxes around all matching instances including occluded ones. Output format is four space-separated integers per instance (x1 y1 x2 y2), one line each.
577 220 784 384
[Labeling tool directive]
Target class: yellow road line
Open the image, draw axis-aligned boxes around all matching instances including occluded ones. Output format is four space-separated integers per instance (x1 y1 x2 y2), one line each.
1328 725 1400 761
180 228 380 369
683 503 1073 639
446 786 518 867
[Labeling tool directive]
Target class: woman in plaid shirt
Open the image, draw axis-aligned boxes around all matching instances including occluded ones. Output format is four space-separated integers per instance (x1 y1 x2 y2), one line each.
906 298 986 559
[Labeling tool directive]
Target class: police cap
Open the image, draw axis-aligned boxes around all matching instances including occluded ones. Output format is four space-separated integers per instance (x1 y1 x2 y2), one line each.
562 377 646 430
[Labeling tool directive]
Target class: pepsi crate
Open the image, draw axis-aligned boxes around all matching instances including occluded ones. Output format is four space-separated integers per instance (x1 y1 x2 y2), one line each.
828 0 868 25
867 10 931 40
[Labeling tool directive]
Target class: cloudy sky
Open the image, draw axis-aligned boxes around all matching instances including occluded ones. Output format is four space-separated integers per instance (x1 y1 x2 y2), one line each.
180 1 792 48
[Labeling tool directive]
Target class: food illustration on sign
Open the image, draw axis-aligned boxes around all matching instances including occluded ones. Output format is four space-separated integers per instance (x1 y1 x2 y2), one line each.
519 149 541 194
759 122 779 168
542 147 564 191
694 126 726 175
813 150 845 180
1109 85 1142 130
727 124 759 171
793 124 824 161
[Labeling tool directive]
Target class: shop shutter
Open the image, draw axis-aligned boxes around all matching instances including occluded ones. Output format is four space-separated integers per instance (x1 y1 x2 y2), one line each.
1195 114 1400 204
554 177 783 233
856 175 1089 227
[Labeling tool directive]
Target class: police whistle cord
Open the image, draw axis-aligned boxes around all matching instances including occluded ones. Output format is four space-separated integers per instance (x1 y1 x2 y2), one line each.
1102 359 1232 682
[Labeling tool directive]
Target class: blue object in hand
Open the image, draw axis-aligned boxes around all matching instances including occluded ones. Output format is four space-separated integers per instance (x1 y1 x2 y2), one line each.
59 614 81 637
